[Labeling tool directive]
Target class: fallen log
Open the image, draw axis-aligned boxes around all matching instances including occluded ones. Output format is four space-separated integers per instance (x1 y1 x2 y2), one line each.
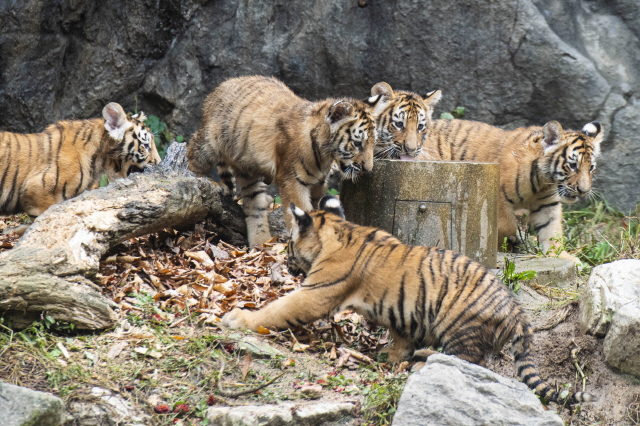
0 142 246 330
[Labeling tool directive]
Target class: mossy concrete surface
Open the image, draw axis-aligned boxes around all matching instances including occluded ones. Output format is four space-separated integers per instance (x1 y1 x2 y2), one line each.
341 159 499 268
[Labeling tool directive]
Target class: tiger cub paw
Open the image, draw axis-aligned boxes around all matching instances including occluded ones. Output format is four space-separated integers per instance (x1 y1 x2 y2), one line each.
559 250 583 268
222 309 252 330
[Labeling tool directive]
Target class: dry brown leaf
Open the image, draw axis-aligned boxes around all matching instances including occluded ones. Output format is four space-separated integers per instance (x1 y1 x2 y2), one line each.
213 282 235 295
185 250 214 267
118 255 140 263
257 326 271 335
176 284 191 297
242 352 252 381
230 249 246 258
292 341 310 352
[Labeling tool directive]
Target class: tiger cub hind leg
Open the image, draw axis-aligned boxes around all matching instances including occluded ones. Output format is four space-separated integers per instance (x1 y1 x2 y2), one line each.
216 163 236 197
237 176 272 247
380 328 414 363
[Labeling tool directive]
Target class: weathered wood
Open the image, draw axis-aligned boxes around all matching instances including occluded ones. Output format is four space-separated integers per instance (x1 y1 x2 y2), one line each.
0 142 246 330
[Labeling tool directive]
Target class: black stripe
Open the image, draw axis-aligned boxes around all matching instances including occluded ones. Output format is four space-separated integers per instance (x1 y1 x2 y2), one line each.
529 159 539 194
295 175 310 187
310 127 323 171
522 372 539 384
73 167 85 196
53 125 64 191
502 186 515 205
530 202 559 215
0 134 13 207
533 218 552 234
0 164 19 212
515 172 523 202
398 274 406 332
517 363 536 376
245 189 266 199
388 306 397 332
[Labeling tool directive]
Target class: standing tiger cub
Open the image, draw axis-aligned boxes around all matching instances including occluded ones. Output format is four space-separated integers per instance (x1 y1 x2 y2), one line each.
367 82 442 160
223 196 595 405
0 103 161 216
186 76 376 246
424 119 603 261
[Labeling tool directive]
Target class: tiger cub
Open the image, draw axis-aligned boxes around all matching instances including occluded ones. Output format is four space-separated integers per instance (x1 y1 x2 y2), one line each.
367 82 442 160
223 195 595 405
0 103 161 216
186 76 376 247
424 119 603 261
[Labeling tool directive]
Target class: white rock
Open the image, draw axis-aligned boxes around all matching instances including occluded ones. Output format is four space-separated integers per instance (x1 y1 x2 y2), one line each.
1 382 64 426
579 259 640 336
207 402 355 425
604 302 640 377
392 354 564 426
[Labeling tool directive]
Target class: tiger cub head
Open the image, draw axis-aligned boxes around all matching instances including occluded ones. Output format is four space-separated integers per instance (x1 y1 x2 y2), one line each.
538 120 603 203
367 82 442 160
326 100 375 181
287 195 345 277
102 102 162 175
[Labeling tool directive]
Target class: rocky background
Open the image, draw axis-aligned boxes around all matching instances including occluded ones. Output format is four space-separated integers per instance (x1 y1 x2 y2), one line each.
1 0 638 211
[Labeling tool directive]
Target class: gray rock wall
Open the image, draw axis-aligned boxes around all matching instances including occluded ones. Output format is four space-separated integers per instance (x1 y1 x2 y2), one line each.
1 0 639 210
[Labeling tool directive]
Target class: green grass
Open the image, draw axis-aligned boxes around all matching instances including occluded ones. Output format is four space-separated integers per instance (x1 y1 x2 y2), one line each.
563 199 640 267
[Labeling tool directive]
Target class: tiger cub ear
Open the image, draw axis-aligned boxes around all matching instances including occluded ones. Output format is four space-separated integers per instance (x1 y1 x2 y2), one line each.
582 121 603 156
581 121 601 137
327 101 356 128
103 102 133 142
319 195 345 219
289 203 313 233
367 82 394 116
424 89 442 106
132 111 148 122
541 120 564 154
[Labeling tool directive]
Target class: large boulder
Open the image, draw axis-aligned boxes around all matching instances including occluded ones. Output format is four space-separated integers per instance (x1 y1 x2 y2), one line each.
392 354 563 426
0 0 639 210
603 302 640 377
579 259 640 377
1 381 64 426
579 259 640 336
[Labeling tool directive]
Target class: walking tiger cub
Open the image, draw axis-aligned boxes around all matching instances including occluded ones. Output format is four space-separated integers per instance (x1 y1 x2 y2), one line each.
367 82 442 160
186 76 376 247
0 102 161 216
418 119 603 261
223 195 595 405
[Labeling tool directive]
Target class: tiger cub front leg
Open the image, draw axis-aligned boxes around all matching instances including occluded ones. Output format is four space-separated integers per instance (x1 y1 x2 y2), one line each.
530 202 580 264
223 284 346 331
498 196 519 248
380 328 413 363
310 183 328 210
278 179 313 231
237 176 272 247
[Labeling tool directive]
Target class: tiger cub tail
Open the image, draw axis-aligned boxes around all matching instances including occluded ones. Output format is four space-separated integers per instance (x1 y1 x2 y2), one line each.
513 313 595 404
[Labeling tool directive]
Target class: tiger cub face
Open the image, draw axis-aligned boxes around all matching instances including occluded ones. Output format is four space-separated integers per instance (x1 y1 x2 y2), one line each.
102 103 162 175
287 196 345 277
326 101 375 180
539 121 602 203
368 82 442 160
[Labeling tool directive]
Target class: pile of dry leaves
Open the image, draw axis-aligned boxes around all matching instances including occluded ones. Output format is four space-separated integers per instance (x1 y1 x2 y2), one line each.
96 223 390 365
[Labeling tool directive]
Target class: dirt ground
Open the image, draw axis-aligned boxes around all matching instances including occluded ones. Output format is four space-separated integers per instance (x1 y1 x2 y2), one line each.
488 305 640 425
1 214 639 425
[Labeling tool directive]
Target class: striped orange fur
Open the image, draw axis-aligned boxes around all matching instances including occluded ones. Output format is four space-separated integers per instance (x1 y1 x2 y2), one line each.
0 103 160 216
417 119 603 260
186 76 376 246
224 195 596 405
368 82 442 160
